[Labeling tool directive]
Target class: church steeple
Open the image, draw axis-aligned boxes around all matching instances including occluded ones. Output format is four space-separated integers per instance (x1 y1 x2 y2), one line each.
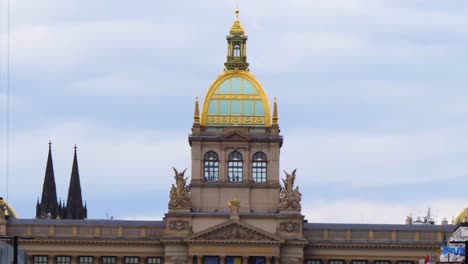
225 9 249 71
64 145 87 219
36 141 60 219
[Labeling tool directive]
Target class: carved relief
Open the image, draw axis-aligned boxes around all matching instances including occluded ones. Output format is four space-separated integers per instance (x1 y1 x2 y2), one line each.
279 169 302 210
168 168 191 209
192 149 201 160
171 256 187 264
272 150 280 161
281 258 299 264
169 220 190 231
192 223 277 242
279 222 300 233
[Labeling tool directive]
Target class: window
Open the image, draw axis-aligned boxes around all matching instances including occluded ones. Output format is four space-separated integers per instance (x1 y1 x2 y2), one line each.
204 151 219 182
80 256 94 264
248 257 265 264
125 257 140 264
352 261 368 264
228 151 243 182
306 260 321 264
102 257 117 264
252 152 267 182
148 257 163 264
57 256 72 264
233 43 241 57
397 262 413 264
329 261 345 264
375 261 390 264
33 256 48 264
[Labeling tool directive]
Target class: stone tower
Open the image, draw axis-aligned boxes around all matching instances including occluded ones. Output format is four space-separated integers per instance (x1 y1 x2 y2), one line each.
164 9 305 264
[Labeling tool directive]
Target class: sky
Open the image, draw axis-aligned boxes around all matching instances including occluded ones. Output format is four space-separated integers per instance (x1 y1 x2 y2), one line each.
0 0 468 224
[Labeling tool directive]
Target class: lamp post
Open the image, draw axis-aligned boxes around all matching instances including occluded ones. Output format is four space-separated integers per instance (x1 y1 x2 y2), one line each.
0 235 34 264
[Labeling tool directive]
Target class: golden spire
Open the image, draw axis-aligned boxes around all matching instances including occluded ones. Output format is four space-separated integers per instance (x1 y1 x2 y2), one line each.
229 8 245 35
193 96 200 124
272 97 278 125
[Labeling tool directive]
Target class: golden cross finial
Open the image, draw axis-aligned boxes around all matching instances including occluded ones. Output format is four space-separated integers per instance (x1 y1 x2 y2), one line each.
235 8 239 21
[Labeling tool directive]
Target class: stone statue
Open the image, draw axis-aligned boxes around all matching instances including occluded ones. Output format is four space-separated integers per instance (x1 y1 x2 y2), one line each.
279 169 302 210
168 167 191 209
228 198 240 220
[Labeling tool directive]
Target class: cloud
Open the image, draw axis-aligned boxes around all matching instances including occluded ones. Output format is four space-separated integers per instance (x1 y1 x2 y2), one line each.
303 198 464 224
281 127 468 187
1 0 468 223
3 120 189 218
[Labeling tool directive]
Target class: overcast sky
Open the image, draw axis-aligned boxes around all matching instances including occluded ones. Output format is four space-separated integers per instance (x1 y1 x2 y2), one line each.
1 0 468 224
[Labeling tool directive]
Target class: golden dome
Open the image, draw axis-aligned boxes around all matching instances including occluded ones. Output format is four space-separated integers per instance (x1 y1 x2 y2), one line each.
201 70 271 127
229 8 245 35
0 197 18 219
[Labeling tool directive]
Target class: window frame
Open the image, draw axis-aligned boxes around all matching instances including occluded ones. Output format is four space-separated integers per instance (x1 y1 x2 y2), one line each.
124 256 140 264
56 256 72 264
102 256 117 264
228 151 243 182
233 43 241 57
203 151 219 182
147 257 164 264
79 256 94 264
33 256 48 264
251 152 267 183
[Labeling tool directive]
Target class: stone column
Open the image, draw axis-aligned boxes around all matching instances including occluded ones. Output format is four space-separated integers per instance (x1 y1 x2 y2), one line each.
188 256 194 264
266 257 272 264
243 256 249 264
197 255 204 264
220 256 226 264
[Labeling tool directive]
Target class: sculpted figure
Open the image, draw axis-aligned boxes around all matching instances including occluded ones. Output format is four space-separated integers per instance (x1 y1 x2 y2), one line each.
279 169 302 210
228 198 241 220
168 167 191 209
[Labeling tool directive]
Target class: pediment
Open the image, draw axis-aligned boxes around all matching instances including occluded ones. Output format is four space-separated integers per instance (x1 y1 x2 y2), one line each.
220 131 251 141
187 220 282 244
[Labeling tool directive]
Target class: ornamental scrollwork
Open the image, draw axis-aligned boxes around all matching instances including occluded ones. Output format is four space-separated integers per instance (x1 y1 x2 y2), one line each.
279 221 300 233
279 169 302 210
168 220 190 231
197 224 275 241
168 168 191 209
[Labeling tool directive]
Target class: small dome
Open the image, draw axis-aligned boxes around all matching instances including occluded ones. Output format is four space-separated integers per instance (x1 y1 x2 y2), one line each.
0 197 18 219
201 71 271 127
229 8 245 35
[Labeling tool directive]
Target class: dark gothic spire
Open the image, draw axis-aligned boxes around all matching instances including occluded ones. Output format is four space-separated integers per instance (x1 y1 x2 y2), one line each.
65 145 87 219
36 141 60 219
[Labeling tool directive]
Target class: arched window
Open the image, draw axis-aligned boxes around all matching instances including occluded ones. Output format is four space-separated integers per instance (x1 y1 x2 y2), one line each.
252 152 267 183
233 43 241 57
203 151 219 182
228 151 243 182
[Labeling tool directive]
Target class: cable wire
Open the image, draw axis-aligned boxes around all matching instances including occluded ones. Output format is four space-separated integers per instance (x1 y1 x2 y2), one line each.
6 0 10 203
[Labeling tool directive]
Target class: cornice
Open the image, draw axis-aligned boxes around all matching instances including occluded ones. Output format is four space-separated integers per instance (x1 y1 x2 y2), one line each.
20 238 161 246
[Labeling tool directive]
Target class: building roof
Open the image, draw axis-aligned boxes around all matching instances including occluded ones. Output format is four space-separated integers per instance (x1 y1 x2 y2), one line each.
304 222 455 231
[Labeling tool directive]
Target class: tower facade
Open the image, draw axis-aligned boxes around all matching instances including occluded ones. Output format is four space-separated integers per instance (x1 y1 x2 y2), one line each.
36 142 61 219
164 10 305 264
64 146 87 220
36 143 87 220
189 9 283 215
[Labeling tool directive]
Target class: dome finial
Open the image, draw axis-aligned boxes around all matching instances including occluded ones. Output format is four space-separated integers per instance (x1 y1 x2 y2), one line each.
193 96 200 124
229 8 245 35
272 97 278 125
